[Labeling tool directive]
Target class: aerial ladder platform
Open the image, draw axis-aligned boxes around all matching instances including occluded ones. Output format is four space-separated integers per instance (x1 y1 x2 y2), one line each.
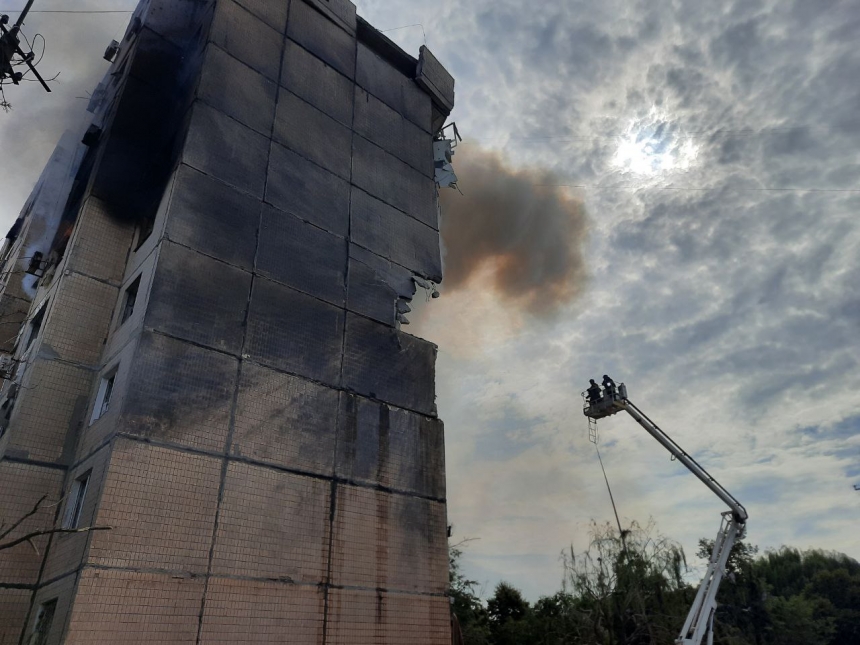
583 379 748 645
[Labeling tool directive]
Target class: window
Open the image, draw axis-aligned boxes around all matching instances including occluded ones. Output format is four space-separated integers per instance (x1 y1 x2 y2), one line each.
119 275 141 326
62 471 91 529
24 304 46 351
134 214 155 251
31 599 57 645
90 368 118 423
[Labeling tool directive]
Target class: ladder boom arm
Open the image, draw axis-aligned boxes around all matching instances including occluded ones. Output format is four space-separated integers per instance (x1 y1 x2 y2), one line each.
622 400 748 522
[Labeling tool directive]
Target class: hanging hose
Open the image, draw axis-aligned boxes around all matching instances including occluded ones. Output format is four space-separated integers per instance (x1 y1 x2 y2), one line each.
594 441 628 558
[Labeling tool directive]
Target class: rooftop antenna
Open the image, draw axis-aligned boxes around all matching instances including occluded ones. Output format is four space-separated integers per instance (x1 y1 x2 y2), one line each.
0 0 52 95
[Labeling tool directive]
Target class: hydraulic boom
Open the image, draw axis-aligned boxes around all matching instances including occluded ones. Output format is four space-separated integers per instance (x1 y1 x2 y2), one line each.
583 380 748 645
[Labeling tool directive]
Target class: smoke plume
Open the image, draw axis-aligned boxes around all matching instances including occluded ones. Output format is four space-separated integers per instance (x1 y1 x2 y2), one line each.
439 148 589 316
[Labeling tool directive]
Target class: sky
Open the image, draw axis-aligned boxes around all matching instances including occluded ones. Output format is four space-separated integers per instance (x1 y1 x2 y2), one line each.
1 0 859 603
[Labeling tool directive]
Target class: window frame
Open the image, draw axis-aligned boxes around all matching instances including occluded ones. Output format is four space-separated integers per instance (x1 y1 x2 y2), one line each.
24 302 47 352
61 470 92 530
31 598 57 645
119 274 141 327
90 366 118 424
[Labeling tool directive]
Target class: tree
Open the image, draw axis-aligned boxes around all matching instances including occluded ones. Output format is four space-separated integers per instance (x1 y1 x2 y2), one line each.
449 538 491 645
562 519 690 644
487 582 532 645
696 537 768 645
764 594 834 645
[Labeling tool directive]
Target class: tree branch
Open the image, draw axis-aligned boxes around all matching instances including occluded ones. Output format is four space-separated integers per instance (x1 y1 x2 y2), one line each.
0 525 112 552
0 493 47 541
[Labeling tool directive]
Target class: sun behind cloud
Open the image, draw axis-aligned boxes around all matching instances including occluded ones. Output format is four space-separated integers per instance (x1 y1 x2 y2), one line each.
612 107 700 175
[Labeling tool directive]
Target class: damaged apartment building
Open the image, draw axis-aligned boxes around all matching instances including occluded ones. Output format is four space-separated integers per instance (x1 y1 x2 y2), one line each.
0 0 458 643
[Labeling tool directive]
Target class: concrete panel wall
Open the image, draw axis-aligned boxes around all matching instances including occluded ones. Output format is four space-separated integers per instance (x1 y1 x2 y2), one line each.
327 589 451 645
212 463 331 581
0 588 30 645
4 1 455 642
121 331 238 452
232 362 339 474
87 439 221 572
64 569 204 644
199 579 325 644
331 485 448 593
0 462 64 585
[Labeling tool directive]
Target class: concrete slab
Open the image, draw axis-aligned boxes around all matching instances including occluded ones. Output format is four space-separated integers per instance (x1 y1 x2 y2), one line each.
273 91 352 180
197 44 278 136
336 395 446 498
122 331 238 452
234 0 289 33
257 204 347 306
210 0 283 82
166 164 261 271
143 0 214 49
281 39 354 126
341 313 437 416
232 362 340 474
146 241 252 355
346 245 414 326
266 142 350 237
356 43 431 133
287 0 356 79
416 46 455 114
303 0 356 35
351 187 442 280
246 277 345 386
183 102 270 199
352 137 438 230
354 87 433 177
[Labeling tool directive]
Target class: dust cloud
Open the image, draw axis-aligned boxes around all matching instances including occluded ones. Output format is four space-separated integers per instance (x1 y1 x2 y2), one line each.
439 147 588 316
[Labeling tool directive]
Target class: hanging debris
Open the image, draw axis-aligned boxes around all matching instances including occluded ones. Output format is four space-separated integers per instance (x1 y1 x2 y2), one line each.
434 122 461 190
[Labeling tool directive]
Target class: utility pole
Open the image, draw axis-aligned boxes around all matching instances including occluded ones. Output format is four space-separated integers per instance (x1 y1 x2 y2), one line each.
0 0 51 92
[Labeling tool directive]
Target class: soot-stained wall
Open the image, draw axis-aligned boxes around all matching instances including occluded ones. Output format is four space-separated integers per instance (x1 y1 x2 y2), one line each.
2 0 456 644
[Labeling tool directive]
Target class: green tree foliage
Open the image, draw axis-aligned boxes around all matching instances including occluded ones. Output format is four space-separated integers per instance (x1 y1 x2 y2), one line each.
450 523 860 645
487 583 532 645
450 539 491 645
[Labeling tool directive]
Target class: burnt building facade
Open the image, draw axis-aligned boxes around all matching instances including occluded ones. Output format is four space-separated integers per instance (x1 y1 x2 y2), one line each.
0 1 455 643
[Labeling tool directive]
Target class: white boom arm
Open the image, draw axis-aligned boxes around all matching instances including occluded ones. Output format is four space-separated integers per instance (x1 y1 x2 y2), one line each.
583 383 748 645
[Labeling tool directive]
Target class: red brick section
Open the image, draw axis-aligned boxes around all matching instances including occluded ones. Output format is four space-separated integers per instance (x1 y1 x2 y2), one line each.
0 588 30 645
199 579 325 644
327 589 451 645
64 569 204 644
0 463 64 585
331 485 448 594
86 440 221 573
212 463 331 581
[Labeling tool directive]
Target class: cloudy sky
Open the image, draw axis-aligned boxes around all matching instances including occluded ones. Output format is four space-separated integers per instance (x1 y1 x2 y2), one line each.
2 0 859 602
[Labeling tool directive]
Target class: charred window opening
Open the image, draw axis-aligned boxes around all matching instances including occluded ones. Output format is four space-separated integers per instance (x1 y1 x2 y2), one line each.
31 599 57 645
25 251 45 277
62 470 91 529
91 367 117 423
119 275 141 326
24 304 46 352
134 214 155 251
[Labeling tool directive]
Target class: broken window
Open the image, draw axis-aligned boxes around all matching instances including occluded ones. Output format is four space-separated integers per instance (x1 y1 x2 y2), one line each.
119 275 141 326
24 304 46 352
91 368 117 423
31 599 57 645
62 470 91 530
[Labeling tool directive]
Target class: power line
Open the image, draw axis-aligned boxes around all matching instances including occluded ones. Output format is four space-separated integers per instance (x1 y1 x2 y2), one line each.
0 8 132 13
540 184 860 193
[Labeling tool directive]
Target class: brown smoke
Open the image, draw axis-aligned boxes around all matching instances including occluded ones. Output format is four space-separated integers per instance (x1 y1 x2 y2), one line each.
439 148 589 316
